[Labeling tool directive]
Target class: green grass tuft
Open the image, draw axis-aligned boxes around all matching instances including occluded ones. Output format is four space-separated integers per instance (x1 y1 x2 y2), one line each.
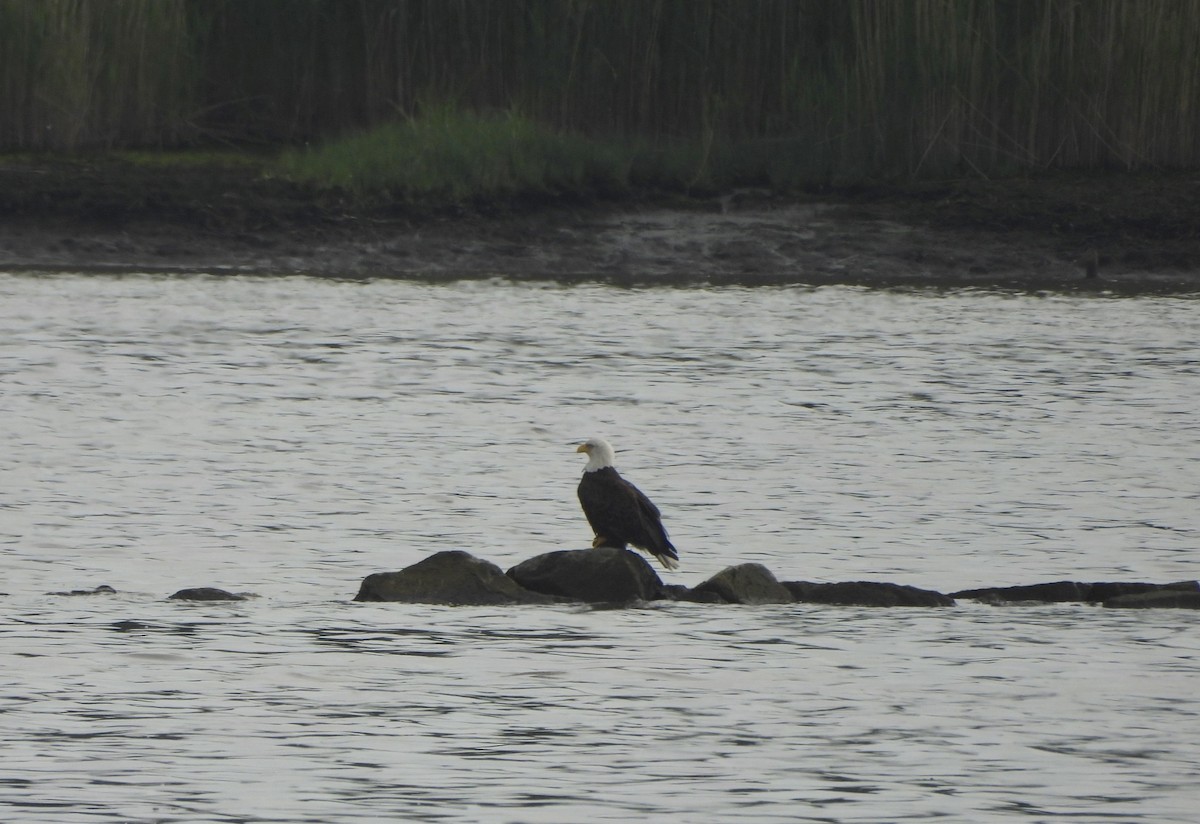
276 110 636 204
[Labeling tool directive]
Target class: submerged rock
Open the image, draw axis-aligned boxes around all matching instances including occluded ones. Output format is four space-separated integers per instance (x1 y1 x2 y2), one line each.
690 563 793 605
168 587 246 601
355 550 563 606
954 580 1199 605
51 585 117 596
507 547 664 604
785 580 954 607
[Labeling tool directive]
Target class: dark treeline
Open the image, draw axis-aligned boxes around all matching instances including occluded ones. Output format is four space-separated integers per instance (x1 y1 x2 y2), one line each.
2 0 1198 177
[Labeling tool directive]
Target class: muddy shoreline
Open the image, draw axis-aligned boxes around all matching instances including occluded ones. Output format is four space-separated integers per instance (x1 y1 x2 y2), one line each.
2 160 1198 293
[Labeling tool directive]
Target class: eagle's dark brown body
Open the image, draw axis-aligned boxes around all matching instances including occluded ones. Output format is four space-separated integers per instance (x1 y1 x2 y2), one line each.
578 465 679 570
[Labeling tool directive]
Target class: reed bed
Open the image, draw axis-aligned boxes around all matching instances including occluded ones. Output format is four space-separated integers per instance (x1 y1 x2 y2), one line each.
0 0 193 148
2 0 1197 181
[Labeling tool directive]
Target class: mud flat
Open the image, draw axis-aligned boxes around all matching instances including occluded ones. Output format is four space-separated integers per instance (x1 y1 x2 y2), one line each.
2 160 1197 293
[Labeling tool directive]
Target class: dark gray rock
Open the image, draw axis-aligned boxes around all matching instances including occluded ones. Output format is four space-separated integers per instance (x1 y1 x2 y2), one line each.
356 550 564 605
785 580 954 607
168 587 246 601
1103 590 1200 609
661 583 729 603
1089 581 1199 602
352 550 1200 611
681 589 731 603
660 583 691 600
954 580 1199 604
506 547 664 604
691 563 793 605
51 585 117 596
952 581 1090 603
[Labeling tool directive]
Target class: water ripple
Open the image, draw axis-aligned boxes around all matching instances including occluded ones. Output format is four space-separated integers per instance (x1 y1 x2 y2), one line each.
1 274 1198 821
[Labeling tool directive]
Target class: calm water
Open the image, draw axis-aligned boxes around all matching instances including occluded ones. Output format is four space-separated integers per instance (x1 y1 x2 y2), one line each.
2 273 1198 823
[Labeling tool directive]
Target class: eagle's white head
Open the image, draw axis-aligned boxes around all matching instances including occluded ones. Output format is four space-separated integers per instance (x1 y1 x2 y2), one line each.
576 437 616 472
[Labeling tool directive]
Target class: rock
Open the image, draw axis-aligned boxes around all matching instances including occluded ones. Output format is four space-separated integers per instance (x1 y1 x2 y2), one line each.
112 620 152 631
351 551 1200 611
50 585 117 596
952 581 1090 603
506 547 664 604
660 583 690 600
1088 581 1199 602
355 550 563 605
660 583 729 603
953 580 1199 604
168 587 246 601
690 563 793 605
1103 590 1200 609
785 580 954 607
681 588 732 603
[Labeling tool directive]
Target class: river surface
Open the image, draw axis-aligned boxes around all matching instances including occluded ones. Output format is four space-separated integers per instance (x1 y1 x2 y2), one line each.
2 273 1198 823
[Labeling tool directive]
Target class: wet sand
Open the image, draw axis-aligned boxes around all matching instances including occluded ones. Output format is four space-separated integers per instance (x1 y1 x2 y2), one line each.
2 160 1197 293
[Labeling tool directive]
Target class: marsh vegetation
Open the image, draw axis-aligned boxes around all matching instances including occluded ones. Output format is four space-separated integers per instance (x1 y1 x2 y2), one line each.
3 0 1198 204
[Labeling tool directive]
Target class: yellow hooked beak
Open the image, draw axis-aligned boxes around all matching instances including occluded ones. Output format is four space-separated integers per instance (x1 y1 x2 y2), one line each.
576 443 590 453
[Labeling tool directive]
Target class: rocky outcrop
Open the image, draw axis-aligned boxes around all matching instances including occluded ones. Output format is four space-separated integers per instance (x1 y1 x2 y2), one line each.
953 580 1199 605
689 563 794 605
507 547 664 604
355 550 565 606
168 587 246 601
785 580 954 607
349 549 1198 610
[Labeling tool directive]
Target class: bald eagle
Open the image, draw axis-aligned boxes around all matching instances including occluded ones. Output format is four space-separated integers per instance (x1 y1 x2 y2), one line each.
576 437 680 570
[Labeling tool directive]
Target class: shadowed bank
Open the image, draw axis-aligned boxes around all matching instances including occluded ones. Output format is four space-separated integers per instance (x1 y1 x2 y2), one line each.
2 157 1199 294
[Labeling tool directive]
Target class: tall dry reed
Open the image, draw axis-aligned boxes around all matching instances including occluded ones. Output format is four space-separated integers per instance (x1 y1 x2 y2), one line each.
1 0 1196 175
0 0 193 149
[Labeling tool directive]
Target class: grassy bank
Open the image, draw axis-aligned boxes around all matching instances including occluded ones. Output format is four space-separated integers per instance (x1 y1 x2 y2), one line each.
276 111 632 204
3 1 1199 179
